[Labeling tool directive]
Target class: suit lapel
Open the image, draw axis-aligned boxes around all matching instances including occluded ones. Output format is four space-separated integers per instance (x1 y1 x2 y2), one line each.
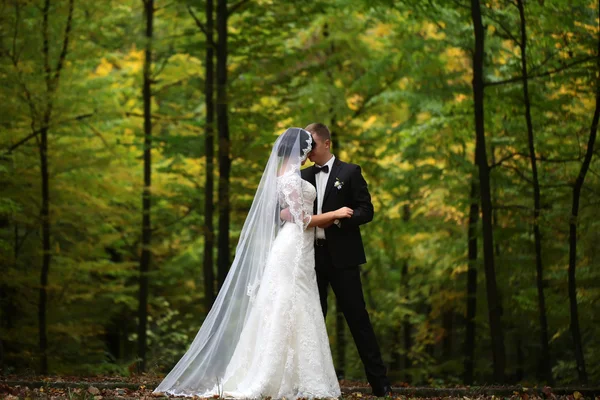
306 166 317 214
323 158 342 205
306 165 317 188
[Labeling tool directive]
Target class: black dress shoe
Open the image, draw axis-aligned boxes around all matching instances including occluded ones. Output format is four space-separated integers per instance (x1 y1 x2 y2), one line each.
372 385 393 397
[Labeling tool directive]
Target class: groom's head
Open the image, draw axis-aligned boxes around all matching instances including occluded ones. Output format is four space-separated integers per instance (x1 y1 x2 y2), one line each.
305 122 331 165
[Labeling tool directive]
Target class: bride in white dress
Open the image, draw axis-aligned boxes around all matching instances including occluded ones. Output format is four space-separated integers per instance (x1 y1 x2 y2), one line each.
154 128 352 399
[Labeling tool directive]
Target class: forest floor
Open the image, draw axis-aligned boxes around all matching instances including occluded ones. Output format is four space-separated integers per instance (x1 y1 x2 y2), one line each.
0 376 598 400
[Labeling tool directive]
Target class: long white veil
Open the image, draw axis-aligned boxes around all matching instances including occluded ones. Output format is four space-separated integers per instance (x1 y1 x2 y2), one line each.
154 128 313 396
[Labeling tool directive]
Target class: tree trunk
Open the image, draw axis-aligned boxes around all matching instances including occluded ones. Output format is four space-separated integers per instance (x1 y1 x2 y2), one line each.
0 223 20 371
442 311 453 362
470 0 505 382
402 304 412 381
38 0 52 376
391 328 401 377
216 0 231 290
323 22 338 146
389 205 412 381
516 334 524 382
516 0 552 384
137 0 154 373
401 204 412 382
38 124 50 375
203 0 216 309
463 176 478 385
567 3 599 384
490 143 501 259
37 0 74 374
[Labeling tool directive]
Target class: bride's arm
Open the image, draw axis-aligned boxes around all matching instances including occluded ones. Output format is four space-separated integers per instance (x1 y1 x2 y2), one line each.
281 207 353 229
308 210 351 228
307 209 352 228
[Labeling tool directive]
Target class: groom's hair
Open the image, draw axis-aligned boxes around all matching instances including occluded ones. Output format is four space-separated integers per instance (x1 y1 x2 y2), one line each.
305 123 331 142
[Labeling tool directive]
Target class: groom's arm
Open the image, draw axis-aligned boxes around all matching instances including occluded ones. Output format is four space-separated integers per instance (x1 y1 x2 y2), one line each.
339 165 374 228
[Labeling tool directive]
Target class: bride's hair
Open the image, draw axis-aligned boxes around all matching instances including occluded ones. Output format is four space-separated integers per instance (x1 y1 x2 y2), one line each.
277 128 312 157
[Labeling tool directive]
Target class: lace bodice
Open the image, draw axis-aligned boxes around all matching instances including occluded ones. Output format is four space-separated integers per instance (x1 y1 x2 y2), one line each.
277 173 316 230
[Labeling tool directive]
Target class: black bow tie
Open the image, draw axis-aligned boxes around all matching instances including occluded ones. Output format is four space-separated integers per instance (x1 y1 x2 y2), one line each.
315 165 329 174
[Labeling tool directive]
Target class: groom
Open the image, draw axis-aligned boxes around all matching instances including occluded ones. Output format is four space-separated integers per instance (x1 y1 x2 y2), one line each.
301 123 392 397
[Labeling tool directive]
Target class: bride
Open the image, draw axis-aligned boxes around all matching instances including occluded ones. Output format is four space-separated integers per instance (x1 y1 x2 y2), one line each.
154 128 352 399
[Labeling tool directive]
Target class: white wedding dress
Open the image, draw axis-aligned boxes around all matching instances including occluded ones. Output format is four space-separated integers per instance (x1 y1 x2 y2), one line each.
199 173 340 399
154 129 340 399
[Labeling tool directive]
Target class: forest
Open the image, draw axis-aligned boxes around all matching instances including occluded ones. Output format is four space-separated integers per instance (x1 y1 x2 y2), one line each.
1 0 599 388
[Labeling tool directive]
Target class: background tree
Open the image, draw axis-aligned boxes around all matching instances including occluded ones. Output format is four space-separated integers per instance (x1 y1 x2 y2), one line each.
136 0 154 373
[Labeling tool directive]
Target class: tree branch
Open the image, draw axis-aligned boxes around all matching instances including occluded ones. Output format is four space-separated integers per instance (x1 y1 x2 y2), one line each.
155 1 175 11
533 154 583 163
529 50 560 76
3 113 94 155
151 50 171 80
491 151 583 168
125 111 202 121
12 1 21 65
14 228 34 260
83 121 116 154
502 164 572 188
490 152 519 168
228 0 250 17
187 5 217 49
485 56 595 87
484 12 520 46
151 206 196 233
493 204 530 211
5 2 38 121
152 78 186 95
582 184 600 196
51 0 74 91
587 166 600 180
42 0 51 89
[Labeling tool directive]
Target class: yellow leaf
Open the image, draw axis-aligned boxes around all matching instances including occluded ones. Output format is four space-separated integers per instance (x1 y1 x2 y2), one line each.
363 115 377 129
455 93 468 103
346 94 363 111
573 391 582 399
373 23 393 37
417 112 431 123
95 58 113 77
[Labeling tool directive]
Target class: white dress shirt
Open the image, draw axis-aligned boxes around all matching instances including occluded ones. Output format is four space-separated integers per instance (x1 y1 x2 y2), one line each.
315 155 336 239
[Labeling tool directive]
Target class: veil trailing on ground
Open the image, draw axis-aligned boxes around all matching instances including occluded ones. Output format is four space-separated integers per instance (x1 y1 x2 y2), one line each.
154 128 313 396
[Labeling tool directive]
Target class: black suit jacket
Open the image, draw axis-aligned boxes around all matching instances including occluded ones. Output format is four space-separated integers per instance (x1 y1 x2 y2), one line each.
301 158 374 268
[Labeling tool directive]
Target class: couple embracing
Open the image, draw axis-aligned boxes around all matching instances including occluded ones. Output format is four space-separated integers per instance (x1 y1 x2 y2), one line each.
154 124 392 399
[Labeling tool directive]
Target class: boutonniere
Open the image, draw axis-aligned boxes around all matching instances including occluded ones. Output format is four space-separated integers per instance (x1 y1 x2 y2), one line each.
334 177 344 190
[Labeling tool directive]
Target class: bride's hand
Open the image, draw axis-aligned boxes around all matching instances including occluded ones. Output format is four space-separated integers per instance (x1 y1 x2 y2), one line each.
334 207 353 219
280 207 292 222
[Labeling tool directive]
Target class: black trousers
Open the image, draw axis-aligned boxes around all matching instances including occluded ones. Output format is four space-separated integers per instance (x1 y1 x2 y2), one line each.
315 241 390 391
